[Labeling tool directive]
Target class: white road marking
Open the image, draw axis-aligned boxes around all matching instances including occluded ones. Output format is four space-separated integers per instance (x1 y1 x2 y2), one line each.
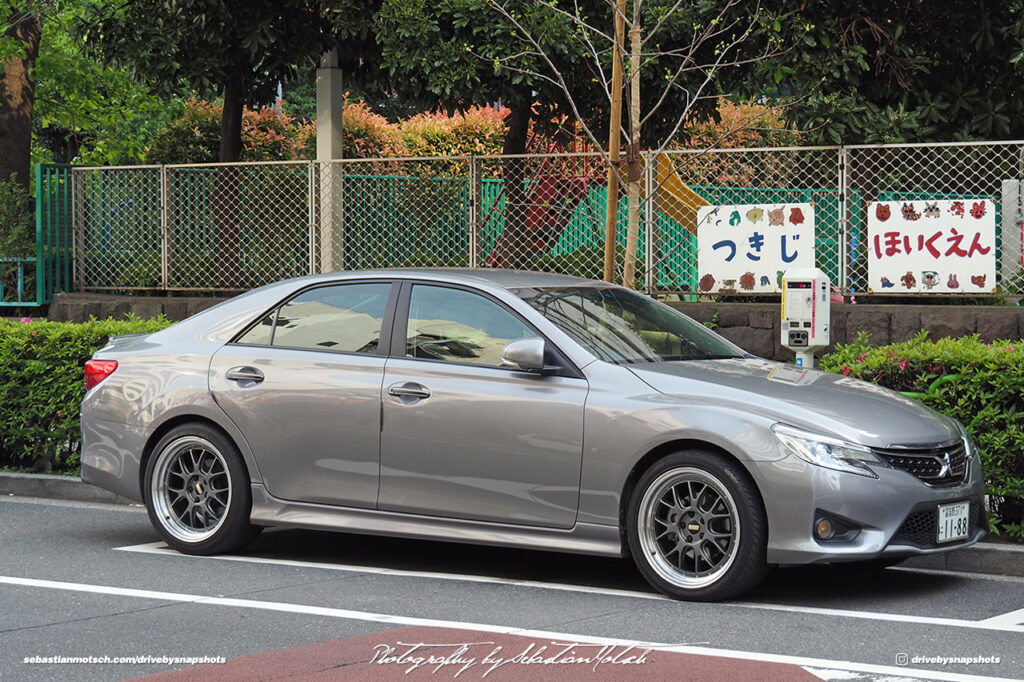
115 542 1024 635
0 575 1015 682
979 607 1024 627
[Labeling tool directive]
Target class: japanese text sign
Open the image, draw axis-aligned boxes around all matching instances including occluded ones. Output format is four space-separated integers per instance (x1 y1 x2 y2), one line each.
866 199 995 293
697 203 815 293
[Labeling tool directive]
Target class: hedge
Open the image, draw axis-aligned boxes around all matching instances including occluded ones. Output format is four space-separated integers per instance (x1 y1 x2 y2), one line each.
0 316 173 473
821 332 1024 540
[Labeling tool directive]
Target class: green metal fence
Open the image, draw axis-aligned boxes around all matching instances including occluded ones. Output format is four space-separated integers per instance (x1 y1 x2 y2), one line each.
0 164 74 307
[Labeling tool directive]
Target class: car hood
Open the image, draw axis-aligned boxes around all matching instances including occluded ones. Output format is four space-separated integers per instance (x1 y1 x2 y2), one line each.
627 358 959 448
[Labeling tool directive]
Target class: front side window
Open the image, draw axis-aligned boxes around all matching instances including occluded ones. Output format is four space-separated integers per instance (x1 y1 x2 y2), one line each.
237 282 391 353
512 285 743 364
405 285 537 366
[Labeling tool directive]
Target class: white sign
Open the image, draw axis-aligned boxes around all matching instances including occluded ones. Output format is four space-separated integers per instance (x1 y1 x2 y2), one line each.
697 203 815 293
866 198 996 293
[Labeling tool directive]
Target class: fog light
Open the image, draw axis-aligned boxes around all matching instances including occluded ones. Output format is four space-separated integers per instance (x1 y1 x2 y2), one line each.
815 518 835 540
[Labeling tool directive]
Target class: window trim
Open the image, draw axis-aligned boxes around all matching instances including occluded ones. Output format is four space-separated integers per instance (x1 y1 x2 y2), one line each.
390 280 583 378
229 279 401 357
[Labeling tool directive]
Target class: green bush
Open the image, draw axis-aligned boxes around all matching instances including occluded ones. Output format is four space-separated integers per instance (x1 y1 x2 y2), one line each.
821 332 1024 539
0 174 34 258
0 315 173 473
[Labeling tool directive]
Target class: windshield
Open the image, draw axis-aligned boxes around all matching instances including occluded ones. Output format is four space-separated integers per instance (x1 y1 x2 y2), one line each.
511 286 744 364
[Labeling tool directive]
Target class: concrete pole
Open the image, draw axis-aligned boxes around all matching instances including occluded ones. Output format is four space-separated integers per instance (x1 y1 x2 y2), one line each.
316 48 344 272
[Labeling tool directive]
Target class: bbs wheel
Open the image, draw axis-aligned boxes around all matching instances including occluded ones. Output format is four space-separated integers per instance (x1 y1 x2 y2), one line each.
627 450 767 601
145 423 261 555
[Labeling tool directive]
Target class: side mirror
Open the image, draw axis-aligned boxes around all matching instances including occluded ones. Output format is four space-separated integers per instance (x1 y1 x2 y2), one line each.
501 338 546 373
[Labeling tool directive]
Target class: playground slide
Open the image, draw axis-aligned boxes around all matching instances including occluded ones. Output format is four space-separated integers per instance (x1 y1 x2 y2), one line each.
648 153 709 235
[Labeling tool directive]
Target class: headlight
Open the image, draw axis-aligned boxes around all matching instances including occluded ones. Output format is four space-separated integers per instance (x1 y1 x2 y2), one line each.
953 420 980 465
771 424 887 478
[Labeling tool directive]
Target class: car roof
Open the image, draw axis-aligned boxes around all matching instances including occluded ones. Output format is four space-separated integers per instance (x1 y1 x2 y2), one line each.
289 268 603 291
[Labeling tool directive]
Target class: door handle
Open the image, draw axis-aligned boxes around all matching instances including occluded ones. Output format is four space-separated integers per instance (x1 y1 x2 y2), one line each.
387 383 430 400
226 366 264 383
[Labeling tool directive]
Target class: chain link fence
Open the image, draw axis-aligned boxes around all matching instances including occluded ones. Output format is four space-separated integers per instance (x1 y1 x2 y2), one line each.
69 141 1024 296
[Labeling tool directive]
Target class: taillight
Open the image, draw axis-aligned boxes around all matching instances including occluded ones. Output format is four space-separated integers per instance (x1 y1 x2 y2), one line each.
85 360 118 391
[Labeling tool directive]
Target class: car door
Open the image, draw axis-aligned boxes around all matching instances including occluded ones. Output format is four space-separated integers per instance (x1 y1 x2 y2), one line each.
378 282 588 529
210 280 397 508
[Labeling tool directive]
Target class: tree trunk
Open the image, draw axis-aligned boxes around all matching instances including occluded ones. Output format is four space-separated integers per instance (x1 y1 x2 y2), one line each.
622 20 643 289
499 99 532 269
212 63 247 287
0 9 42 191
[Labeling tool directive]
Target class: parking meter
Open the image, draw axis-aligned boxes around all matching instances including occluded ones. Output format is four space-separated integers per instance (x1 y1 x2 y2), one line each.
781 268 830 368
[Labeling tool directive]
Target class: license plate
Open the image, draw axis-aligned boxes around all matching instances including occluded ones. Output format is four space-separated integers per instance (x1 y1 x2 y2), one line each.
937 502 970 543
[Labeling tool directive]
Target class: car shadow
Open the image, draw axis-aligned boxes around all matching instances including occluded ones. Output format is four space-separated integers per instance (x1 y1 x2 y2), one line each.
238 528 962 603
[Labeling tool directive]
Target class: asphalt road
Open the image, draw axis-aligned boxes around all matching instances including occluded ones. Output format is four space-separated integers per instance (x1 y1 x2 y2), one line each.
1 495 1021 681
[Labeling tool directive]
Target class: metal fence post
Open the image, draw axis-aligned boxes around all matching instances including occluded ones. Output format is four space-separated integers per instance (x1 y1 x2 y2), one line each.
469 156 481 268
307 161 316 275
644 151 656 294
838 147 849 294
160 166 169 290
34 163 46 305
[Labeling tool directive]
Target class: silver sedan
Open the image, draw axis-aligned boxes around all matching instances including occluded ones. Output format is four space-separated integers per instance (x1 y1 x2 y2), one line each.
81 269 986 600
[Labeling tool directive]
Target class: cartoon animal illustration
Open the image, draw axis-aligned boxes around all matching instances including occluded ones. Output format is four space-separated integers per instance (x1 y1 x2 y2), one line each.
970 202 986 219
922 271 939 289
768 207 785 226
875 203 891 222
720 279 737 293
746 207 764 223
880 277 895 289
971 274 986 288
698 273 715 292
729 210 742 226
947 274 960 289
900 271 917 289
924 202 940 218
740 272 756 290
760 275 771 286
901 203 921 221
776 270 785 287
949 201 965 217
789 207 805 225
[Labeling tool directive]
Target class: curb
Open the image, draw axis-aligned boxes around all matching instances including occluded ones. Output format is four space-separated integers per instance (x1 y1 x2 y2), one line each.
0 471 139 506
1 472 1021 578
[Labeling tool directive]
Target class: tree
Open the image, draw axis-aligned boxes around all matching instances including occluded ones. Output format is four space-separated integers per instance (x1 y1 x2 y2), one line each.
1 1 43 191
78 0 336 163
484 0 795 284
763 0 1024 144
78 0 338 286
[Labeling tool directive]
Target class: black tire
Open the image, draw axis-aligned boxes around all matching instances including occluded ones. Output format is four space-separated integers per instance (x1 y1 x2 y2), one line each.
627 450 768 601
144 423 262 555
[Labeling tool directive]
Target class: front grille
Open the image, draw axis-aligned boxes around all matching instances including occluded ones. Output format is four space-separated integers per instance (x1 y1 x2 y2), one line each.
890 500 980 548
873 441 968 486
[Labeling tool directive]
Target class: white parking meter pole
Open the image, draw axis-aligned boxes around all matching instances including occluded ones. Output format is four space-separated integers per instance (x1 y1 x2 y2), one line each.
781 268 831 369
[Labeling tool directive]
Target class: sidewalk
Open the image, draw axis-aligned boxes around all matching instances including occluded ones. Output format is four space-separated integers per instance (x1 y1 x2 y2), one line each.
2 471 1021 578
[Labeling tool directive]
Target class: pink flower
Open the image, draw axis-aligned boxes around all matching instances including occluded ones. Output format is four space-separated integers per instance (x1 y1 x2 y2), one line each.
20 317 30 323
31 330 37 336
857 354 866 362
842 364 851 376
898 361 907 371
1008 345 1015 352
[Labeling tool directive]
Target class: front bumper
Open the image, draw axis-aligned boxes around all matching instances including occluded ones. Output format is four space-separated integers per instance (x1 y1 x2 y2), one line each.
753 453 986 565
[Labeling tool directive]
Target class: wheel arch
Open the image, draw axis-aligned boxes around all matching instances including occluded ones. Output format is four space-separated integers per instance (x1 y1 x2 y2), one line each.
618 439 768 556
139 415 255 497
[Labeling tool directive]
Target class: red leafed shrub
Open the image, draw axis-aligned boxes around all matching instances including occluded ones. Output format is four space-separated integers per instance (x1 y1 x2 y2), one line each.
399 105 508 158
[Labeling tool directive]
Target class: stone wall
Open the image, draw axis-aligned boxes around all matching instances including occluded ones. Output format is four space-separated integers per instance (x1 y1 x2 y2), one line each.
48 293 231 324
669 302 1024 361
48 293 1024 363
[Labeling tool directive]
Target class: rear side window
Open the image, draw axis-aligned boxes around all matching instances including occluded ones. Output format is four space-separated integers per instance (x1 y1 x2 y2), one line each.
237 282 391 354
